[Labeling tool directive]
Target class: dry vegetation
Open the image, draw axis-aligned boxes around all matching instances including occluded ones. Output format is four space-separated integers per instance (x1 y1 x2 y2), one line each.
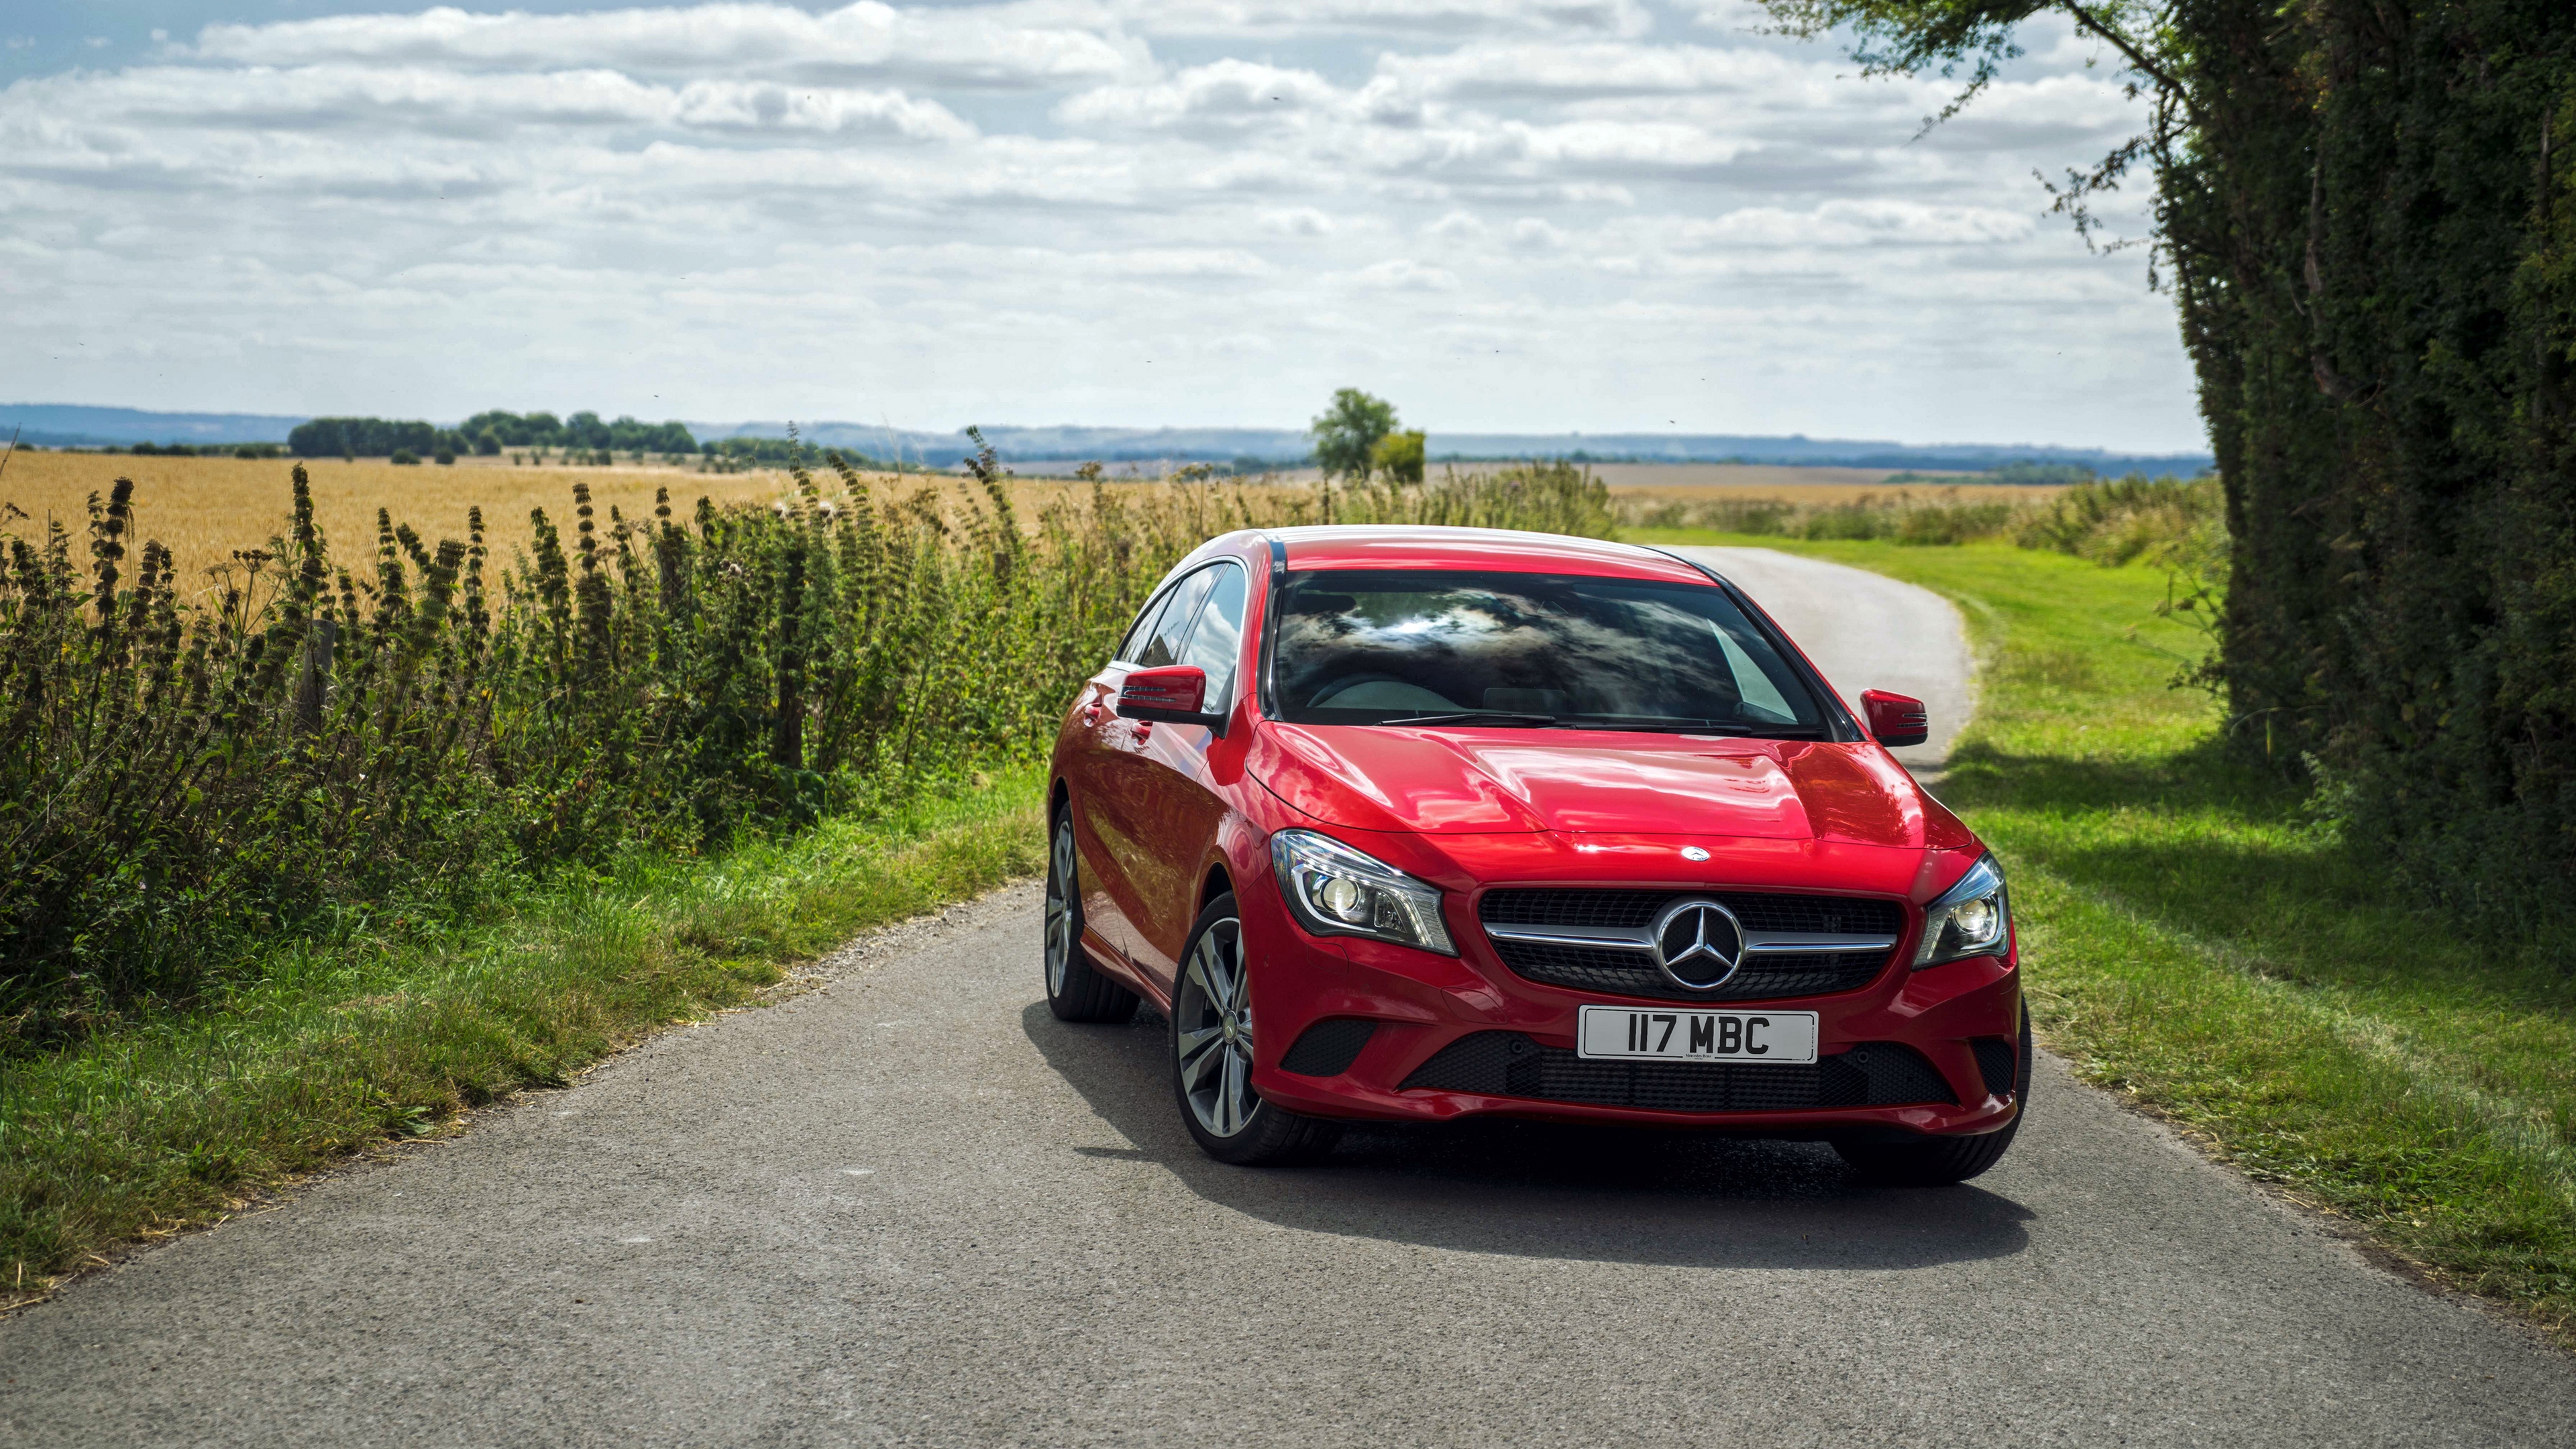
0 451 1340 597
0 452 796 598
1589 462 2001 493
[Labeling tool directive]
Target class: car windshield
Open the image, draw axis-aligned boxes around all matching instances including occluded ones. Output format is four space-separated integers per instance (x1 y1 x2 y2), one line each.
1268 569 1828 735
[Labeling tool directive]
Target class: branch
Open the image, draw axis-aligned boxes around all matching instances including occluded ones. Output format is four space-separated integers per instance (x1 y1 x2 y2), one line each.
2060 2 2199 126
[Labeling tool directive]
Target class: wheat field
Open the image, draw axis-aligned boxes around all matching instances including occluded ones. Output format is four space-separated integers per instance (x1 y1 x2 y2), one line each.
0 448 2066 600
0 452 804 597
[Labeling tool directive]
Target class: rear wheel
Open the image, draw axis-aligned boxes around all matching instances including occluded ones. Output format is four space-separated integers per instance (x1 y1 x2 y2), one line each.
1169 893 1342 1166
1834 1007 2031 1186
1043 806 1138 1024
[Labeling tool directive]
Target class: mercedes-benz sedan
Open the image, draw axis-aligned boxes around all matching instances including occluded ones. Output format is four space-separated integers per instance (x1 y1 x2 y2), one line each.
1042 526 2025 1183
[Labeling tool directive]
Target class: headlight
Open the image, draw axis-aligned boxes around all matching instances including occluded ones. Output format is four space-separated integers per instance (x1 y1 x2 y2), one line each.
1270 829 1456 955
1913 854 2010 968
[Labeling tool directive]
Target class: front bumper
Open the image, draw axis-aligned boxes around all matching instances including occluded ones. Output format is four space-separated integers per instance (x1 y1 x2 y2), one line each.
1245 863 2023 1139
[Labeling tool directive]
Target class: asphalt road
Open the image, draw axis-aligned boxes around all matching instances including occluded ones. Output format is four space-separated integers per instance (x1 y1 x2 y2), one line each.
1670 545 1975 773
7 551 2573 1447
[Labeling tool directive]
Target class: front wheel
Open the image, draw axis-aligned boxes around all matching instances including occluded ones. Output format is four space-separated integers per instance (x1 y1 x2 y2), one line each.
1834 1006 2031 1185
1169 893 1342 1167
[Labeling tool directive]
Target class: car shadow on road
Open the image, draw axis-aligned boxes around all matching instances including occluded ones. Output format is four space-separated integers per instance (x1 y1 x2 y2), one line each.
1022 1002 2033 1271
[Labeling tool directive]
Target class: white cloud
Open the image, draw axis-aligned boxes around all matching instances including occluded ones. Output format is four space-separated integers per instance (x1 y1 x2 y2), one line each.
1353 258 1458 290
1057 59 1344 129
0 0 2204 451
1113 0 1652 40
1262 207 1336 235
190 3 1149 89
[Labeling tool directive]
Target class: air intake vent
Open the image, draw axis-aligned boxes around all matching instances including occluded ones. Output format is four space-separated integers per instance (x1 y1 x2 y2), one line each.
1401 1032 1954 1113
1971 1036 2019 1099
1279 1018 1378 1077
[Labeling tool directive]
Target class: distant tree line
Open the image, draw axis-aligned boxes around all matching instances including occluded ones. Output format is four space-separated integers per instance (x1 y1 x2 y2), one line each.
286 411 700 460
73 442 289 460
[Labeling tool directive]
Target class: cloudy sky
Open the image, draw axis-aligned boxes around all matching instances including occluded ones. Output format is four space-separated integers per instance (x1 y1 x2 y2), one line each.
1 1 2203 451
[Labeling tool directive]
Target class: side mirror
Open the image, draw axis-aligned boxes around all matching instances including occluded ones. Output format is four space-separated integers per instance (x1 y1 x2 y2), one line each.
1860 689 1929 748
1116 665 1228 730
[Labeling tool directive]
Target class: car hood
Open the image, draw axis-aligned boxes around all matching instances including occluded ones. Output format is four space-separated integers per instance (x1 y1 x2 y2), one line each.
1248 722 1966 851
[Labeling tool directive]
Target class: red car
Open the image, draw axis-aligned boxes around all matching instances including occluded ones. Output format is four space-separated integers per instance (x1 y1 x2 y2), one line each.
1043 526 2025 1183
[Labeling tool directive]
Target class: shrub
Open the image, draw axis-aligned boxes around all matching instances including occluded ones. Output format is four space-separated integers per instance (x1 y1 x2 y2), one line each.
2014 474 2226 572
390 450 421 466
434 450 456 466
1616 488 2026 545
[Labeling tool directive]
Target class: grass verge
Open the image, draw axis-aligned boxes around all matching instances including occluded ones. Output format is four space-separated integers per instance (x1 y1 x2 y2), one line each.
1634 529 2576 1344
1 768 1046 1309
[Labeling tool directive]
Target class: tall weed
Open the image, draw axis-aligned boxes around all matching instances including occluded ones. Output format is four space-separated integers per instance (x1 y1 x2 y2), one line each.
0 454 1606 1044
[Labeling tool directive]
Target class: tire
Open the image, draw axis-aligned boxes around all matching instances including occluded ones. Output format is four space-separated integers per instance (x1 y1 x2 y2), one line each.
1833 1007 2031 1186
1169 892 1343 1167
1043 806 1138 1024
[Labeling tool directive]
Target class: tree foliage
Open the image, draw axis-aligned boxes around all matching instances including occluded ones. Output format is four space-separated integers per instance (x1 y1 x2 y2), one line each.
1373 429 1428 486
1311 389 1399 480
1762 0 2576 934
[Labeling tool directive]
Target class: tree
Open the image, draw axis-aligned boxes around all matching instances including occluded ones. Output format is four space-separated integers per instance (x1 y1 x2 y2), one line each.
1372 429 1426 486
1753 1 2576 928
1311 389 1399 481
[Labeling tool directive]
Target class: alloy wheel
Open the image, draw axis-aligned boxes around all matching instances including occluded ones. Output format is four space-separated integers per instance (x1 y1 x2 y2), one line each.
1044 815 1077 998
1174 916 1257 1138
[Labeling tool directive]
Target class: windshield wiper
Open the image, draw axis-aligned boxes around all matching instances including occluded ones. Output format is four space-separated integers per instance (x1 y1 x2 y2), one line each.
1560 716 1749 735
1377 711 1558 727
1560 717 1831 738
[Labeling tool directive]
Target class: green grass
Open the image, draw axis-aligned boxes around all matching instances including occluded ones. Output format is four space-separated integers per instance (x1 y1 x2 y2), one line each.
1633 529 2576 1343
1 768 1047 1308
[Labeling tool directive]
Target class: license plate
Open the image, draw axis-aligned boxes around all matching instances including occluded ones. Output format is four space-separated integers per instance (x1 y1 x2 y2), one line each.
1576 1006 1819 1065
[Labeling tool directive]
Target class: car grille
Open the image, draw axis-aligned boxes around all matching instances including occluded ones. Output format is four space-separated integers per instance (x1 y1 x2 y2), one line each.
1482 889 1904 935
1479 888 1906 1003
1400 1032 1955 1113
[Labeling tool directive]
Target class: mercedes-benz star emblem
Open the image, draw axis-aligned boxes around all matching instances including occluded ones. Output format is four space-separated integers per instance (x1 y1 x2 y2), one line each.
1649 896 1747 991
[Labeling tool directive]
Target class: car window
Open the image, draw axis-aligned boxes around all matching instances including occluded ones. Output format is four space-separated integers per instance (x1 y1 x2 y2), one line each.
1269 569 1825 735
1136 568 1217 669
1114 594 1166 663
1177 564 1248 706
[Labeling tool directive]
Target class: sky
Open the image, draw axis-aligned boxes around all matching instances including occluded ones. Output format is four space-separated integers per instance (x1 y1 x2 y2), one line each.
0 1 2206 452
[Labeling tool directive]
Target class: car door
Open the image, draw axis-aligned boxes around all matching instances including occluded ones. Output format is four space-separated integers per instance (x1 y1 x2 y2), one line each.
1125 560 1250 981
1081 566 1218 976
1061 580 1180 975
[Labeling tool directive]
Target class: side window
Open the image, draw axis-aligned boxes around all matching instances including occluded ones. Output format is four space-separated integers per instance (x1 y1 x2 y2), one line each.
1179 564 1249 706
1115 592 1167 663
1712 625 1798 723
1136 568 1217 668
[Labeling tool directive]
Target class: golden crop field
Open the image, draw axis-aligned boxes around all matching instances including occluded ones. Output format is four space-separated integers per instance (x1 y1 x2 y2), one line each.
1593 462 2067 506
0 451 806 598
0 447 2060 602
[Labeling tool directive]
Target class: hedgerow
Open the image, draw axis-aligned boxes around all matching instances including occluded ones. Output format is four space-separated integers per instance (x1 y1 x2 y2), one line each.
0 447 1607 1045
1758 0 2576 940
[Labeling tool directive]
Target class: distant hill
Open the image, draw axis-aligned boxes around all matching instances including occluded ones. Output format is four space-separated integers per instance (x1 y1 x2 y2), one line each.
701 421 2211 478
0 404 308 447
5 405 2212 479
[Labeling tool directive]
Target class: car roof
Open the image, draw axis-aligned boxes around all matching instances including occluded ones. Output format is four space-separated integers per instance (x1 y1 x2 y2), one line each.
1267 525 1713 586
